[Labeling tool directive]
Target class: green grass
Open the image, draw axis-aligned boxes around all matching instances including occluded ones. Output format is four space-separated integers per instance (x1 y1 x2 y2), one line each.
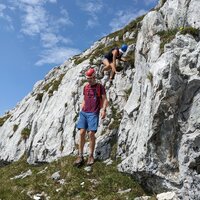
108 15 145 40
0 156 148 200
21 127 31 140
13 124 19 132
48 74 65 97
157 27 199 54
157 29 178 53
42 73 65 97
0 114 11 127
73 15 144 67
180 26 199 38
42 81 53 92
74 56 89 66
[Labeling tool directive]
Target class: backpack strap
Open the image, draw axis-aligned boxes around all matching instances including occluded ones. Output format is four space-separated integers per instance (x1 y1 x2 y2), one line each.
96 83 101 97
83 83 89 95
96 83 103 109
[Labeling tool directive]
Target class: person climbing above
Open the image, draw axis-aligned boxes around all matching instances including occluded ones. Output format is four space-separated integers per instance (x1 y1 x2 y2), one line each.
74 68 108 167
100 44 128 82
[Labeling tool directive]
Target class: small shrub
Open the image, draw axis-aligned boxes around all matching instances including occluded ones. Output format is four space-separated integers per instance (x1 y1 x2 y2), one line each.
42 81 53 92
42 74 65 96
147 71 153 83
13 124 19 132
21 127 31 140
47 74 65 97
0 114 11 127
35 93 43 103
51 74 65 92
74 56 88 65
157 29 178 53
89 56 95 65
180 26 199 38
124 87 132 101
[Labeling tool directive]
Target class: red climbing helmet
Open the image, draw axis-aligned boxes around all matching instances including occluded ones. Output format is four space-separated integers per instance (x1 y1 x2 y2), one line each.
85 68 95 78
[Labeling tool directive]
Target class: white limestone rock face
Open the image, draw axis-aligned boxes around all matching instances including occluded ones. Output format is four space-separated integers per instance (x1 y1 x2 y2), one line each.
185 0 200 28
160 0 200 28
0 42 133 165
0 61 88 164
0 0 200 198
157 191 179 200
117 0 200 198
27 66 81 163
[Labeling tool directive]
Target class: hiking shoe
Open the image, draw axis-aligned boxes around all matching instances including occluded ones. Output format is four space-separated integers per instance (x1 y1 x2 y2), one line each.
73 156 84 167
86 156 94 166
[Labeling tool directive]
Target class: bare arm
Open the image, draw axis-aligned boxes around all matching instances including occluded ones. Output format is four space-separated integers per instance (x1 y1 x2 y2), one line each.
112 49 119 73
119 57 127 62
81 99 85 110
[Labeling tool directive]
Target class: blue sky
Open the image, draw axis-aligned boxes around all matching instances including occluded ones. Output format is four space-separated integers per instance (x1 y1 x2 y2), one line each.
0 0 158 116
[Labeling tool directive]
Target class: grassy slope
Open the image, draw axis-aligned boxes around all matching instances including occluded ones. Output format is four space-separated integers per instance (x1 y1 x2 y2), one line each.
0 156 152 200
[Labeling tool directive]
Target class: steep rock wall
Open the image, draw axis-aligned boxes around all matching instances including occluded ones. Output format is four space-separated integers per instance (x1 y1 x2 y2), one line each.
117 0 200 198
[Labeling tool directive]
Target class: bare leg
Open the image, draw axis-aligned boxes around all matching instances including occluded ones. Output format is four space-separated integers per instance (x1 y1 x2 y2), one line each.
74 129 86 166
88 131 96 157
87 131 95 165
79 129 86 156
109 63 116 80
102 59 112 72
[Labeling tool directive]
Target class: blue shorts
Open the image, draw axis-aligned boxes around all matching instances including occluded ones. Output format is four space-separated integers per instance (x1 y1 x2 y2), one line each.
77 111 99 132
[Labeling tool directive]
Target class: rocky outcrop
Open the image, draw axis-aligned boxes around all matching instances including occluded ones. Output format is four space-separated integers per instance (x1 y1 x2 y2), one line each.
0 0 200 198
117 0 200 199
